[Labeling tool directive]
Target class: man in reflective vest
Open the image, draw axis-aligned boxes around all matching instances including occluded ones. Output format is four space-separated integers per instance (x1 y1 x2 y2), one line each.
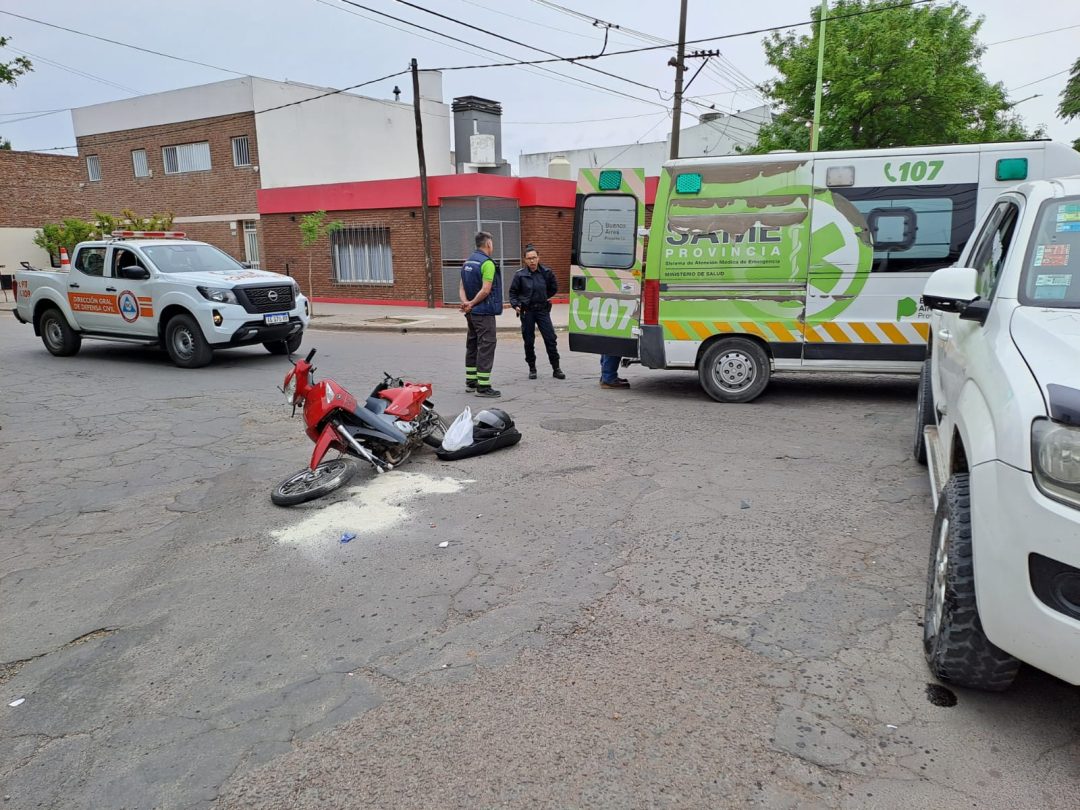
459 230 503 398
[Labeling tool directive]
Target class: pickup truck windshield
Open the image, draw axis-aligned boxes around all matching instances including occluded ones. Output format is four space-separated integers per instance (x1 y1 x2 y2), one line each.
142 243 245 274
1021 196 1080 307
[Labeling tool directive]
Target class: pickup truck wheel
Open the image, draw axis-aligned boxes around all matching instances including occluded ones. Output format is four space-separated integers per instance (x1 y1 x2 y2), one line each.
923 473 1020 691
698 337 770 403
39 308 82 357
913 360 934 465
165 314 213 369
264 332 303 356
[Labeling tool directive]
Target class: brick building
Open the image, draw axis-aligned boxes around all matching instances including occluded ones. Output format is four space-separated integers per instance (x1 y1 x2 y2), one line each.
0 150 89 280
70 73 451 268
258 173 658 305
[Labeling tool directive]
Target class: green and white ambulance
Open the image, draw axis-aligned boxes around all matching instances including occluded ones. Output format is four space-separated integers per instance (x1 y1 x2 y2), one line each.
568 141 1080 402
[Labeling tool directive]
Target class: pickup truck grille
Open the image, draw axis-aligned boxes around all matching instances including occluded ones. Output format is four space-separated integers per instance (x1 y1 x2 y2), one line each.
237 285 295 313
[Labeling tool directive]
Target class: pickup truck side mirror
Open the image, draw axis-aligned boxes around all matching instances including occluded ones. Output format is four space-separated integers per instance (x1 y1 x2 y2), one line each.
922 266 978 314
119 265 151 281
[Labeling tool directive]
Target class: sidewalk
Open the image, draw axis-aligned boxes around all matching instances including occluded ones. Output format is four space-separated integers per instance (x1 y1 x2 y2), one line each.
308 302 570 333
0 301 568 334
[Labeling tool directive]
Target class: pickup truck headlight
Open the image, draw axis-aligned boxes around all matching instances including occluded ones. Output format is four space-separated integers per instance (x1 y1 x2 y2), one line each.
292 281 301 297
197 286 238 305
1032 418 1080 509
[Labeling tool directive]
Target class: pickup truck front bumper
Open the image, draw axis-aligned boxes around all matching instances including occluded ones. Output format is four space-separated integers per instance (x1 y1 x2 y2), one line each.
11 307 27 325
228 316 304 347
972 460 1080 685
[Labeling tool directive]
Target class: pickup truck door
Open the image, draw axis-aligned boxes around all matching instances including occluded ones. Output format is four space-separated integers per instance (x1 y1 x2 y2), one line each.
106 246 157 336
940 199 1021 407
65 247 117 332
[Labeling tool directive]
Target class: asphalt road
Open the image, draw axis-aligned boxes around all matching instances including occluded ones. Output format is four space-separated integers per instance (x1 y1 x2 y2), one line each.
1 316 1078 809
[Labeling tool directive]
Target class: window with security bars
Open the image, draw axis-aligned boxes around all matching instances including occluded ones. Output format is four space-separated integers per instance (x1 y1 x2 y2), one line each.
131 149 150 178
231 135 251 167
162 141 211 174
86 155 101 182
331 226 394 284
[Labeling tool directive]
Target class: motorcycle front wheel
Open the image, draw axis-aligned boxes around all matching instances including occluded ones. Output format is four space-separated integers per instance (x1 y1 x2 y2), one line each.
271 459 357 506
421 407 449 448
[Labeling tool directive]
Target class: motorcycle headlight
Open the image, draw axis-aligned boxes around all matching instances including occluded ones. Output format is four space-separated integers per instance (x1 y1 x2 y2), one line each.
197 286 238 305
1032 418 1080 509
283 375 297 405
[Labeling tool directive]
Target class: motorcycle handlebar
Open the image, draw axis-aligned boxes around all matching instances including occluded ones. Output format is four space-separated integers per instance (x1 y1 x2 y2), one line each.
304 348 317 363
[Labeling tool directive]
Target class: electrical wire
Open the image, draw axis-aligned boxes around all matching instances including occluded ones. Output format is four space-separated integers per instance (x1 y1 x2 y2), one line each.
21 69 409 153
4 45 141 95
0 10 251 76
1010 69 1071 92
986 22 1080 47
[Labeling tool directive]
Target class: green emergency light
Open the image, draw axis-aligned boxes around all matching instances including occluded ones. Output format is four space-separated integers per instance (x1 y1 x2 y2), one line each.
676 172 702 193
598 170 622 190
996 157 1028 182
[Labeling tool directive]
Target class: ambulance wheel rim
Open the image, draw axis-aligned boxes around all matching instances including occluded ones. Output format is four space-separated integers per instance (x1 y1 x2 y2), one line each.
713 349 756 392
929 516 950 638
44 317 64 349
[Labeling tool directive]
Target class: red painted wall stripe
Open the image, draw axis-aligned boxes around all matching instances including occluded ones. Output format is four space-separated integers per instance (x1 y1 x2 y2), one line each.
260 173 658 214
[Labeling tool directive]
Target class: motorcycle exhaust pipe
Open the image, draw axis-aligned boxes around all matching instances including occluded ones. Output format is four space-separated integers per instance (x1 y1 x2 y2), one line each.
336 424 393 473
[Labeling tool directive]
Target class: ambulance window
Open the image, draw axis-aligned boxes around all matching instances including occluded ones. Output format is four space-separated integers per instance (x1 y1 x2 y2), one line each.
74 247 106 277
831 184 978 273
574 194 637 269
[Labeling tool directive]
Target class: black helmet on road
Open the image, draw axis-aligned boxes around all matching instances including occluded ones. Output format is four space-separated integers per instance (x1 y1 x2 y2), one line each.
474 408 514 432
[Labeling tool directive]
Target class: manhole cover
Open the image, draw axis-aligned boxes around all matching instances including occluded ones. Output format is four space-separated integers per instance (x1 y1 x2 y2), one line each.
540 418 614 432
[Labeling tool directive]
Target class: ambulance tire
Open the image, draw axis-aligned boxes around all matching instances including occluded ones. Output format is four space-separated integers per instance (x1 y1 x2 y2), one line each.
699 338 770 403
913 360 934 465
923 473 1020 691
39 307 82 357
165 313 214 369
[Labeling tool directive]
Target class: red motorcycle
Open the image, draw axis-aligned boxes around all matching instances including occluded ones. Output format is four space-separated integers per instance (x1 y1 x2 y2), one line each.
272 348 448 506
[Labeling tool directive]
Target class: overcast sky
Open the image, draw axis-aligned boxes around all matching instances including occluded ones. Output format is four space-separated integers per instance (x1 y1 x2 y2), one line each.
1 0 1077 170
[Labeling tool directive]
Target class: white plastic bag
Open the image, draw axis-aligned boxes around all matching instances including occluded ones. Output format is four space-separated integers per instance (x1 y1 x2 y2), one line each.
441 406 473 452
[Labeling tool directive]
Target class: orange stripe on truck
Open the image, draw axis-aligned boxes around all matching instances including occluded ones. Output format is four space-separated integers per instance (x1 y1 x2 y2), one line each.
912 322 931 341
821 322 851 343
850 322 880 344
689 321 713 340
766 322 798 342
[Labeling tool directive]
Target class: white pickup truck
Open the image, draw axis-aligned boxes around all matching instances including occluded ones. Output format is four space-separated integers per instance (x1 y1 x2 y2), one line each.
12 231 308 368
916 176 1080 691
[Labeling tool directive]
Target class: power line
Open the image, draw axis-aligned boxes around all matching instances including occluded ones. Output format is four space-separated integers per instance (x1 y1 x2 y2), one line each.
1010 69 1071 92
4 45 141 95
331 0 673 111
21 69 409 153
0 10 250 76
986 22 1080 47
601 113 672 168
314 0 662 111
0 109 69 126
391 0 670 99
0 108 67 116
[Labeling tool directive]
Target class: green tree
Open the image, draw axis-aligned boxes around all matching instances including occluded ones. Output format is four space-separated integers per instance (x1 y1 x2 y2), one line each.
1058 56 1080 151
33 210 177 262
298 211 342 315
33 219 97 262
1 35 33 150
752 0 1037 152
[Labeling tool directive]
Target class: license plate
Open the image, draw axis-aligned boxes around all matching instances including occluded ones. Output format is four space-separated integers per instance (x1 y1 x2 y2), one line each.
264 313 288 325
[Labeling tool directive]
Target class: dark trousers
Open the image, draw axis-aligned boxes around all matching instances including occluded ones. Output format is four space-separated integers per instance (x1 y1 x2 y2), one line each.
465 313 497 388
600 354 621 383
520 307 560 369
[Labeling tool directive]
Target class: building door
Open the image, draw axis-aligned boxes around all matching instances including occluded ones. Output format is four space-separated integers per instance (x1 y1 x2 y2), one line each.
243 221 260 269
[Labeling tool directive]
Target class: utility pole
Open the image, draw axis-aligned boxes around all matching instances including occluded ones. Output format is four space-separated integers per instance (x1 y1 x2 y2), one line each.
809 0 828 151
411 58 435 308
668 0 688 160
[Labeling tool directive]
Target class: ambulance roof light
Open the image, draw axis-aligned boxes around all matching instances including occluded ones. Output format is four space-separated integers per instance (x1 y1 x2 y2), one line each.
598 170 623 191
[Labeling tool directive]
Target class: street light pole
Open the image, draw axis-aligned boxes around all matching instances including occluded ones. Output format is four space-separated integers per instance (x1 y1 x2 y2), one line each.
669 0 688 160
809 0 828 151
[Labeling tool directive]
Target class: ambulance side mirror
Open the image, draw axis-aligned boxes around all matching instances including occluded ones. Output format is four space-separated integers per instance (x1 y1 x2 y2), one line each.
922 266 978 314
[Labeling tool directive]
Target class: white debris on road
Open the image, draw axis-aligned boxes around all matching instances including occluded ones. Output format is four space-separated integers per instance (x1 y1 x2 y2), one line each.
272 472 467 553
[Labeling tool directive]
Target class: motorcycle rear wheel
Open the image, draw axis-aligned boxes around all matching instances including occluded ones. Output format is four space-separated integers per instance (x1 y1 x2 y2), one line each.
271 459 357 506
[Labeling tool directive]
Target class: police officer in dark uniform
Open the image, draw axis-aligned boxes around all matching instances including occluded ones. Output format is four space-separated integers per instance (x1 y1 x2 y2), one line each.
508 244 565 380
